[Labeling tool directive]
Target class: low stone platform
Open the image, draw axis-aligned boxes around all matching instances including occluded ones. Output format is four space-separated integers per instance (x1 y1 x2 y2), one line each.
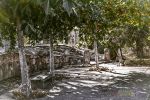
31 73 53 89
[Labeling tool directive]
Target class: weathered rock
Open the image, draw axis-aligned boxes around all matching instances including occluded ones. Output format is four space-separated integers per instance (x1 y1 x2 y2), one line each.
84 50 90 65
31 74 53 89
0 45 89 81
104 48 110 61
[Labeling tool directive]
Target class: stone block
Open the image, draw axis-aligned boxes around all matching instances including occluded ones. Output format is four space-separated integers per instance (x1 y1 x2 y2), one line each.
31 73 53 89
84 50 90 65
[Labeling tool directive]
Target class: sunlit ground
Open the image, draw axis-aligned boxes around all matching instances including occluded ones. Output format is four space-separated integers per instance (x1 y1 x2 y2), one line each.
0 63 150 100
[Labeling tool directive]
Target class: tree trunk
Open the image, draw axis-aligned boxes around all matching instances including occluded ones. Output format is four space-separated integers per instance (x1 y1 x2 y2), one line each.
94 40 99 68
118 48 123 60
49 37 55 76
17 19 31 97
94 23 99 68
120 48 123 59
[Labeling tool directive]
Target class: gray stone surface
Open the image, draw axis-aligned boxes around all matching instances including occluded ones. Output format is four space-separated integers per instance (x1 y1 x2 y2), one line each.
0 45 88 81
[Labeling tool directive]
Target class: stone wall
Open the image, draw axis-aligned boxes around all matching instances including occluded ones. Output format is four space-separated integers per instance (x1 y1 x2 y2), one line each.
0 45 88 81
143 46 150 57
0 53 20 81
0 52 48 81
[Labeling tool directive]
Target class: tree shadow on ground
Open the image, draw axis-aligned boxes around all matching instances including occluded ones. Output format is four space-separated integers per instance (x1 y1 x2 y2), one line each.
1 71 150 100
36 72 150 100
0 77 20 95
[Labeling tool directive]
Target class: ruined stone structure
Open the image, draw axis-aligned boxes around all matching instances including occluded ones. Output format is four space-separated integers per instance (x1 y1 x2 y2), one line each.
84 49 90 65
0 40 10 53
68 27 79 47
143 46 150 57
0 45 89 81
104 48 110 61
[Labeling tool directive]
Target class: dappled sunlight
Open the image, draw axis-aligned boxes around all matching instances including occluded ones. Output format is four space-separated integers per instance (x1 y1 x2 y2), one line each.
1 66 150 100
44 69 150 100
32 74 49 80
67 80 103 87
0 0 150 99
57 83 77 90
1 62 150 100
49 87 62 93
47 95 55 99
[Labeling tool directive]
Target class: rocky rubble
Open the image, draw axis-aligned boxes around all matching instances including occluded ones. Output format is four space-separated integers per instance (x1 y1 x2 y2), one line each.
0 44 90 81
25 44 88 68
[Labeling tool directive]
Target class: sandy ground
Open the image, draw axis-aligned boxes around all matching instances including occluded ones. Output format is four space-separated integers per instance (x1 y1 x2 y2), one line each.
0 63 150 100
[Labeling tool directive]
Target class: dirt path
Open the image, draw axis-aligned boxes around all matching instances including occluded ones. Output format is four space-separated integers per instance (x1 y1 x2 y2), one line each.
0 63 150 100
36 64 150 100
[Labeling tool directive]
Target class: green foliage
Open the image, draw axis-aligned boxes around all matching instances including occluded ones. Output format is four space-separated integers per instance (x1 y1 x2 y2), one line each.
0 0 149 56
0 0 33 48
0 0 78 47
